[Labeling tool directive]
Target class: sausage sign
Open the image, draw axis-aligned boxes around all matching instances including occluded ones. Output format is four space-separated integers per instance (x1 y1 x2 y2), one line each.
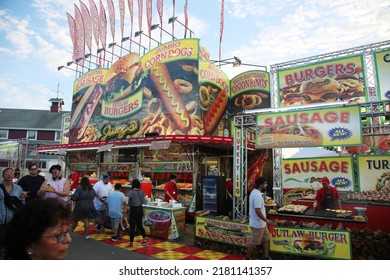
255 105 362 148
282 156 354 192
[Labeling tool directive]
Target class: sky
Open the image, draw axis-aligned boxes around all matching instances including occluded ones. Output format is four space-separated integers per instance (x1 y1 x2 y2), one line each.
0 0 389 112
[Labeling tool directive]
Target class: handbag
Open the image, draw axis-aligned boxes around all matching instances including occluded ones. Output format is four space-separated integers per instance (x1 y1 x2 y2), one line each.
0 184 24 211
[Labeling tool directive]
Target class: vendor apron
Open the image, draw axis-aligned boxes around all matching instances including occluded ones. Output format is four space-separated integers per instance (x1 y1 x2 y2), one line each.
322 192 336 209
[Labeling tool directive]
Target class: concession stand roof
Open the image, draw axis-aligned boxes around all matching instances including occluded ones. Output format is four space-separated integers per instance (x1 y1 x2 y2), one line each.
35 135 235 154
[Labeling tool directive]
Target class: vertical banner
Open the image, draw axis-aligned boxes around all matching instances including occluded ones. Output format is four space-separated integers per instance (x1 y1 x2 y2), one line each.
127 0 133 48
80 1 92 53
171 0 175 38
89 0 100 49
66 13 76 58
137 0 143 33
74 4 85 66
156 0 163 42
99 0 107 66
184 0 188 38
146 0 152 38
233 128 242 198
106 0 115 43
119 0 125 39
137 0 143 51
219 0 224 62
373 48 390 101
99 0 107 49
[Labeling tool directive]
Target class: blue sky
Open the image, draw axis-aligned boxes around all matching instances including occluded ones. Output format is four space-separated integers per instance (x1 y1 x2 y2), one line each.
0 0 389 111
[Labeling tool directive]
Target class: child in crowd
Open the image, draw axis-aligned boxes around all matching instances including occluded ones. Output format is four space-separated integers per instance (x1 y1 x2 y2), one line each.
120 197 130 231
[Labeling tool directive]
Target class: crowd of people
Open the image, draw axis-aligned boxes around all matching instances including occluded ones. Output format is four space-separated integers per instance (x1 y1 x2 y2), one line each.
1 163 277 260
0 164 151 259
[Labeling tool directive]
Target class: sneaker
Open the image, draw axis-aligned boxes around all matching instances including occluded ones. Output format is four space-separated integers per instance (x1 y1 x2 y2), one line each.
140 238 148 245
111 237 119 242
99 229 105 234
84 235 91 240
95 224 101 230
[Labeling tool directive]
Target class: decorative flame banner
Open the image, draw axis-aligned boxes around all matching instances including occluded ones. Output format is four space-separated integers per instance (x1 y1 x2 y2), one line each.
219 0 224 62
220 0 224 44
146 0 152 38
156 0 163 42
99 0 107 49
184 0 188 38
80 0 92 53
137 0 143 33
127 0 134 40
74 4 85 66
66 12 76 50
119 0 125 39
106 0 115 43
88 0 100 48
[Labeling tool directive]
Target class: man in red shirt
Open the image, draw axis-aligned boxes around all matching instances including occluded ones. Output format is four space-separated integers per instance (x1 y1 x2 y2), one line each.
314 177 341 210
70 170 80 191
164 174 178 202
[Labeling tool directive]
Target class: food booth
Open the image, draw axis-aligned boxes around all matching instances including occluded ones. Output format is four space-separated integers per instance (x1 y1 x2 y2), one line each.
194 43 390 260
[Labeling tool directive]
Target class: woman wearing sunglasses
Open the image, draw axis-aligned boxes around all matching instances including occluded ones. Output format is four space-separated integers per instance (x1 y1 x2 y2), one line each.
4 198 72 260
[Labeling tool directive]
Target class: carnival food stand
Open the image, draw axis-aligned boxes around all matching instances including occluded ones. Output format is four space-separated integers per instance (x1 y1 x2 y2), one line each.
35 36 389 259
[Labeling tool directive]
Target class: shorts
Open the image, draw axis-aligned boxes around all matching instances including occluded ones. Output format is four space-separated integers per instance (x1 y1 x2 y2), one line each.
110 217 120 228
249 226 270 245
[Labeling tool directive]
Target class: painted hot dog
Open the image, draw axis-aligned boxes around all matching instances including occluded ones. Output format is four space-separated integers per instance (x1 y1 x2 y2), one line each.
150 63 191 133
204 89 228 135
70 84 103 141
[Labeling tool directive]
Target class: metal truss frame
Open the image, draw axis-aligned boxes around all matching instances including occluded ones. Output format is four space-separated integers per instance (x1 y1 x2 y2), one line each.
233 41 390 218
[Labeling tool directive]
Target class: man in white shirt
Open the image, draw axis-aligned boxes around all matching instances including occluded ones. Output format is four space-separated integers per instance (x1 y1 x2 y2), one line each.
93 174 113 233
245 176 272 260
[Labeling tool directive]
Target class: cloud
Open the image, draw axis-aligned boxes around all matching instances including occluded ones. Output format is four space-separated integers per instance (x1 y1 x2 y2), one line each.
0 75 51 110
226 0 390 69
0 9 35 58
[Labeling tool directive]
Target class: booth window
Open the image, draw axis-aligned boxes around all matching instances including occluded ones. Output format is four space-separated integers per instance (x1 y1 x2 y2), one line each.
118 148 137 162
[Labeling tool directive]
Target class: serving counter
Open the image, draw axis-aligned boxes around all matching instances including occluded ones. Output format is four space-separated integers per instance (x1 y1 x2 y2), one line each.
143 205 186 240
268 208 367 230
292 199 390 232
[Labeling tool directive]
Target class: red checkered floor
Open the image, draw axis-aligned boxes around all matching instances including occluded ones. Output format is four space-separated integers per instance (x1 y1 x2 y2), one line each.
74 223 243 260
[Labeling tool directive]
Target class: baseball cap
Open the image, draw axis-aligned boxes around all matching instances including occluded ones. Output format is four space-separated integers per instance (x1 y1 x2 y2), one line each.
102 174 110 179
322 177 330 184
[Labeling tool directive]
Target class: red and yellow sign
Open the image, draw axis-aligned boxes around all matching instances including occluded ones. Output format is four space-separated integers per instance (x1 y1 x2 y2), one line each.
270 227 352 260
256 105 362 148
195 216 251 247
282 156 354 192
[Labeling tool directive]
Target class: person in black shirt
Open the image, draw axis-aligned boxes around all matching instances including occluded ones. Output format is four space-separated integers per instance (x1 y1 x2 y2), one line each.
17 164 45 202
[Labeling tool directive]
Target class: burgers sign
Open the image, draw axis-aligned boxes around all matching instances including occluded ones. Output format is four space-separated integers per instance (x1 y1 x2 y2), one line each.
278 55 367 106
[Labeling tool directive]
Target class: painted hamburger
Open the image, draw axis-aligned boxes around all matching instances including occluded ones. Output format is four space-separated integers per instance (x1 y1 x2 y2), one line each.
300 78 340 104
103 52 145 102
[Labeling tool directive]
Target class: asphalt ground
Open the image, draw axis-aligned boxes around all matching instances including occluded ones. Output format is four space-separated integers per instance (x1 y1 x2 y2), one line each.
66 233 157 260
